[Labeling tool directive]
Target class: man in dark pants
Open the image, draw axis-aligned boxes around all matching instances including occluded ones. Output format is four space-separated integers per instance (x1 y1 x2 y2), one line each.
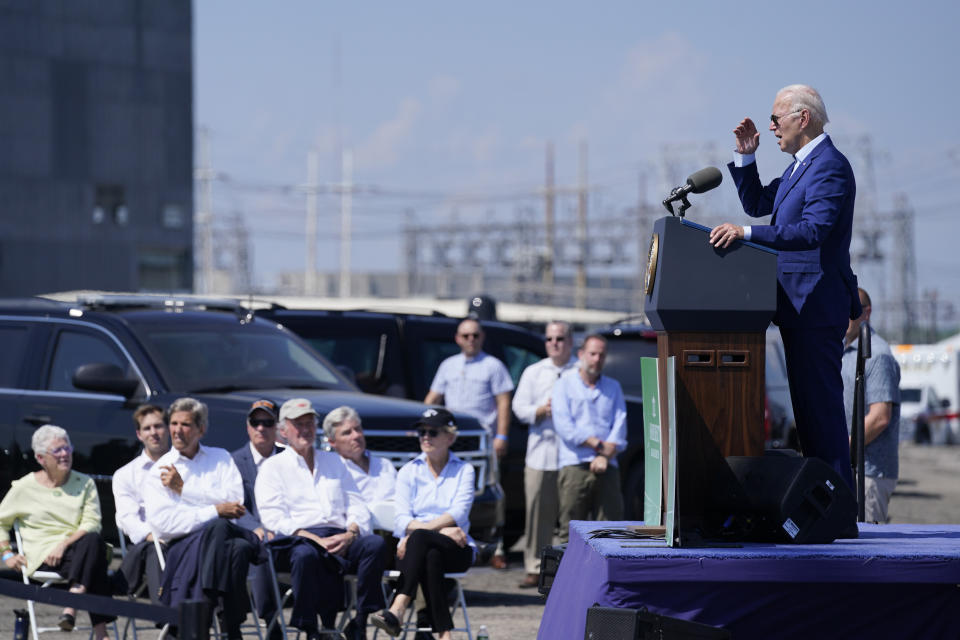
256 398 386 640
232 399 285 638
710 84 861 490
113 404 169 601
144 397 260 640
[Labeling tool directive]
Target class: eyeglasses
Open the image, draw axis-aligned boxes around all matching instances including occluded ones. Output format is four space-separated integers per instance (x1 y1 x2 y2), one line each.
770 110 802 128
458 332 480 339
545 336 566 343
249 419 277 428
417 428 441 438
46 445 73 456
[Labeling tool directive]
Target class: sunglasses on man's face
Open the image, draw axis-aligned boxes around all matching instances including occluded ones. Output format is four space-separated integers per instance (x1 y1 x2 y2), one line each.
250 419 277 428
545 336 566 343
458 332 480 339
417 428 441 438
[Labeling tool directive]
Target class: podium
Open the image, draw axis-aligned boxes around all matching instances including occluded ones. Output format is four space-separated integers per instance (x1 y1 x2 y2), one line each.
644 216 777 542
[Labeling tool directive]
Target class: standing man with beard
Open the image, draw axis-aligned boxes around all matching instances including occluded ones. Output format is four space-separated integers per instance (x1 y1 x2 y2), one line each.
551 335 627 543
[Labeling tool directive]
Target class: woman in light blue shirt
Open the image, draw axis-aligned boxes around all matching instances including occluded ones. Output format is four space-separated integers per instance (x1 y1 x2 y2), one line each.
371 409 476 640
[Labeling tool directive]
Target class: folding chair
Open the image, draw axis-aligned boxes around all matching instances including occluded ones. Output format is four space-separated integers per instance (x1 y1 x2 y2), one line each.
373 570 473 640
117 523 168 640
252 538 348 640
14 521 121 640
153 534 263 640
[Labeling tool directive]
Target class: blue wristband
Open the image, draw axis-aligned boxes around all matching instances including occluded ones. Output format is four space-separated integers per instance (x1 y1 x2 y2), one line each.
494 434 508 442
2 550 14 562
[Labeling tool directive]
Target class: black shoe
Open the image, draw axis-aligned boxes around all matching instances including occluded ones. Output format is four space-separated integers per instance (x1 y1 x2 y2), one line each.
344 615 367 640
58 613 76 631
370 610 401 637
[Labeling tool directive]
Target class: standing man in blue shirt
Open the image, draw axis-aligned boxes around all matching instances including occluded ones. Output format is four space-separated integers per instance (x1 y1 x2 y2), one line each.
551 335 627 543
424 317 514 568
841 288 901 523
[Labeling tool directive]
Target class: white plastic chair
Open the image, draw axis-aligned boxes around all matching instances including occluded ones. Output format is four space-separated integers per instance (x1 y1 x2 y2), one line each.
374 570 473 640
13 521 120 640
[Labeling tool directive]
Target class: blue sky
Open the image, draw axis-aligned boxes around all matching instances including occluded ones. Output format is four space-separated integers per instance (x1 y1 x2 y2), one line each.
195 1 960 316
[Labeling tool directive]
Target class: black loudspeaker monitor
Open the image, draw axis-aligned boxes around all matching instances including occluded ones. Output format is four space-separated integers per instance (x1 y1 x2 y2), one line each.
718 454 857 543
583 605 731 640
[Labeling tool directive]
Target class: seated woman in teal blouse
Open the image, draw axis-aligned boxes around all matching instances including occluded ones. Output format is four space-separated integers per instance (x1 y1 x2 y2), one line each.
0 425 115 639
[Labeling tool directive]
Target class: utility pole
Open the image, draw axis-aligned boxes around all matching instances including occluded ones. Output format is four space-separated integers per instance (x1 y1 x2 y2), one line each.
544 141 555 303
304 151 319 295
339 149 353 298
890 194 917 342
195 128 215 294
575 140 588 309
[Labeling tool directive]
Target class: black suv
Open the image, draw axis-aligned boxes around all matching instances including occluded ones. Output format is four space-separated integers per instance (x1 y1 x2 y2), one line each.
259 308 650 541
0 296 499 543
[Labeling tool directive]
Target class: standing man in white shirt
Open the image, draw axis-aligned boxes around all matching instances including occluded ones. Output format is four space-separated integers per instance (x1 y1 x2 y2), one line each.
551 335 628 543
143 397 258 640
511 321 577 588
424 317 514 568
113 404 169 601
256 398 386 640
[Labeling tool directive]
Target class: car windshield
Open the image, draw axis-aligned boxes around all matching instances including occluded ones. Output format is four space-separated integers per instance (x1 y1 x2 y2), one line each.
135 323 351 392
602 338 658 397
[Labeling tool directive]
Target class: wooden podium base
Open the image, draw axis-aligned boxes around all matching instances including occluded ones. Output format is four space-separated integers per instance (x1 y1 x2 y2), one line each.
657 330 766 540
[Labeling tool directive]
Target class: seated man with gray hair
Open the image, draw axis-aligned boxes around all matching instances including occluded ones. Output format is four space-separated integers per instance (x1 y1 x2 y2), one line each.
325 405 397 508
144 397 262 640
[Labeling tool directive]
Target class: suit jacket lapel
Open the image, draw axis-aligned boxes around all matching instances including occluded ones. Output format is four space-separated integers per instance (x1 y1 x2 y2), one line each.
771 137 834 225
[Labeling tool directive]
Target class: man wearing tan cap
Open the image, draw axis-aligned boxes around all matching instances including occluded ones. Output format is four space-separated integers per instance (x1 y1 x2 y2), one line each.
256 398 385 638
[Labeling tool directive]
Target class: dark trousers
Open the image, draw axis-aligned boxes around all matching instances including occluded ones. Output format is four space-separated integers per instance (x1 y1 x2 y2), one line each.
259 527 385 631
118 539 164 604
38 531 115 626
395 530 473 634
162 519 260 638
780 325 855 488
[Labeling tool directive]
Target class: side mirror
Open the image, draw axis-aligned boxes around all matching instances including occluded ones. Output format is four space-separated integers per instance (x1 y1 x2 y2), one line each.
73 363 140 398
941 398 951 409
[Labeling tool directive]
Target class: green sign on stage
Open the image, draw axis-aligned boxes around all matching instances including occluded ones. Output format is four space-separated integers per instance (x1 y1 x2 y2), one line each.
641 357 662 525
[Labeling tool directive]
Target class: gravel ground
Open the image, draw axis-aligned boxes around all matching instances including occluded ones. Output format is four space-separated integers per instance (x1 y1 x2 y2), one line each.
1 442 957 640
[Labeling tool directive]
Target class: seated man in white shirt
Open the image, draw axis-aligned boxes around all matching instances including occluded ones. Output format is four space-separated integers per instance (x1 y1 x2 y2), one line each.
256 398 386 640
144 397 261 640
113 404 169 601
324 405 397 515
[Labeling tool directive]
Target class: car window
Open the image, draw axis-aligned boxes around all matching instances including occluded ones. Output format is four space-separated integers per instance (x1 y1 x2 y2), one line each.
501 344 542 386
0 324 29 387
46 329 129 392
420 339 462 391
602 340 657 397
307 334 404 396
900 388 920 403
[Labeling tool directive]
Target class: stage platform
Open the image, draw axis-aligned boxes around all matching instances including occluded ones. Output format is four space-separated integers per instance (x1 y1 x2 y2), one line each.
538 520 960 639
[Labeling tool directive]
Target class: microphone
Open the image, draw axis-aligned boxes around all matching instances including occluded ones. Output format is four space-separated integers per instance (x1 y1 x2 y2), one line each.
662 166 723 216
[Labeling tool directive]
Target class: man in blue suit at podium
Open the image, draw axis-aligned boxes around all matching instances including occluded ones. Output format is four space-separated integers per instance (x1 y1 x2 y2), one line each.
709 84 861 489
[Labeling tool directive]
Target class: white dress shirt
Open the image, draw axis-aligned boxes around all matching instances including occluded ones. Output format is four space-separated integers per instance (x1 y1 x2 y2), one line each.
143 445 244 543
393 452 476 552
512 356 579 471
112 450 157 544
255 447 371 536
340 452 397 504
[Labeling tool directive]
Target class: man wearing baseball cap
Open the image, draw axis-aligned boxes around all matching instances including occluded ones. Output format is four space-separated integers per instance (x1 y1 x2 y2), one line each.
232 399 285 639
256 398 385 639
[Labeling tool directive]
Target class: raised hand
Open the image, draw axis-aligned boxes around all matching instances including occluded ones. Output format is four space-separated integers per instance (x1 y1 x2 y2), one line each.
733 118 760 155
